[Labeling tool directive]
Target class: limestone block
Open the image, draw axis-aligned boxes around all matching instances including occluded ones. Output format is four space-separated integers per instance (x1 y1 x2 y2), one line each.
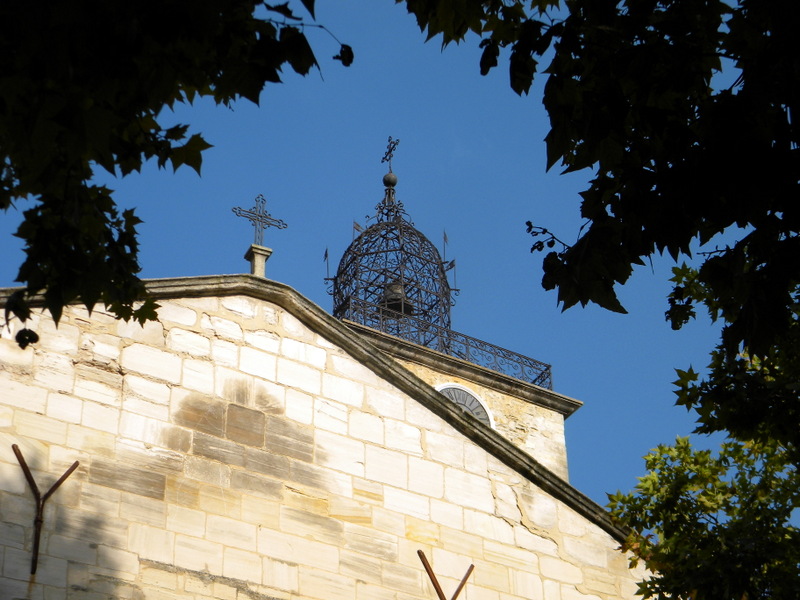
464 441 489 476
473 558 511 592
381 562 421 596
221 546 262 584
129 523 175 564
200 314 243 341
355 581 396 600
385 419 422 456
363 386 405 421
405 400 447 433
348 412 383 444
172 393 225 437
289 460 353 498
423 431 464 468
514 527 558 557
328 496 371 525
47 533 98 564
244 330 280 353
244 447 291 481
241 495 281 530
430 499 463 530
331 355 379 386
322 373 365 409
34 352 75 393
405 516 439 545
122 395 169 422
340 549 382 585
225 404 265 447
282 338 326 369
0 376 47 412
262 557 299 592
342 522 398 561
120 344 181 384
0 336 35 368
365 445 407 489
167 328 211 357
74 375 121 407
383 486 429 520
79 331 122 363
230 470 282 500
557 505 590 537
539 556 583 585
239 346 277 381
211 338 238 367
352 477 384 506
544 578 562 600
221 296 258 320
277 357 321 395
192 433 246 468
167 504 206 538
156 302 198 326
280 505 344 546
370 507 404 537
314 397 348 435
284 388 313 425
120 491 166 527
562 537 609 569
90 459 166 500
38 320 80 354
14 411 68 445
464 509 515 545
206 514 257 551
408 457 443 498
315 430 365 478
116 318 165 346
431 546 474 580
560 584 601 600
444 468 494 513
265 416 314 463
518 487 558 531
0 404 13 428
483 539 539 573
280 312 314 343
511 570 544 599
46 393 83 425
66 424 117 456
299 567 356 600
97 545 139 579
257 529 339 572
174 533 223 574
181 359 214 394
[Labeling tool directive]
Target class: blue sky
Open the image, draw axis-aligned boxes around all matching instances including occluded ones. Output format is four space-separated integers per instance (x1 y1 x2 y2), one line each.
0 2 723 506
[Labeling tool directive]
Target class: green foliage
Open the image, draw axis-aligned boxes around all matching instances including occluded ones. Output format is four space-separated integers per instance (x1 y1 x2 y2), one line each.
0 0 345 338
608 438 800 600
399 1 800 596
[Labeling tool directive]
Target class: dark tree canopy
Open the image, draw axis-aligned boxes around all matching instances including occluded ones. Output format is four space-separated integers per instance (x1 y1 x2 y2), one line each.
0 0 342 344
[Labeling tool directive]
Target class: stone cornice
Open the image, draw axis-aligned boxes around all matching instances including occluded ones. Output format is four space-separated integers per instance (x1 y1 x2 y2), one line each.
0 274 627 542
343 320 582 418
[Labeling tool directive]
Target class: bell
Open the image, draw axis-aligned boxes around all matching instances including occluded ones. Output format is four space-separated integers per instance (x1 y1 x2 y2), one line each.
382 281 414 315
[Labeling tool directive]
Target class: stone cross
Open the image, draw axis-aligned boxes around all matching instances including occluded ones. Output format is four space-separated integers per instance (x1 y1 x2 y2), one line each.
232 194 287 246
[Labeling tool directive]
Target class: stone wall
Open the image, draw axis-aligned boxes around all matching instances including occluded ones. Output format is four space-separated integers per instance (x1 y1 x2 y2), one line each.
0 284 643 600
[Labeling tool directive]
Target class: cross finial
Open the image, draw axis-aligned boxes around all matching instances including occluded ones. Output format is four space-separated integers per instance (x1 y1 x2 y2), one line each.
232 194 287 246
381 136 400 172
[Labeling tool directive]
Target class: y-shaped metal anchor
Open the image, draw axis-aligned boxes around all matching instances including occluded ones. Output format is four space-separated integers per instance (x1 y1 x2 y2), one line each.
12 444 79 574
418 550 474 600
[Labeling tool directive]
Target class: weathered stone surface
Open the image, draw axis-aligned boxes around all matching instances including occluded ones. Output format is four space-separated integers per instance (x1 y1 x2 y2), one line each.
90 459 167 500
192 432 246 468
230 470 282 500
174 394 225 437
265 417 313 462
226 404 265 447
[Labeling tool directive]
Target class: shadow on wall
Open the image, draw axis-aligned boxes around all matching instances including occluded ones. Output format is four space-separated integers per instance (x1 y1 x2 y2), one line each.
0 437 139 600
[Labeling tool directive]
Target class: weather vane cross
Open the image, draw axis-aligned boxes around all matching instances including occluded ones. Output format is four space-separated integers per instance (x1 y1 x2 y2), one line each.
232 194 287 246
381 136 400 172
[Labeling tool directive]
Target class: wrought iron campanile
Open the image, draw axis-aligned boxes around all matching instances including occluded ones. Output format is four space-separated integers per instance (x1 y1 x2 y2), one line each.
332 138 455 351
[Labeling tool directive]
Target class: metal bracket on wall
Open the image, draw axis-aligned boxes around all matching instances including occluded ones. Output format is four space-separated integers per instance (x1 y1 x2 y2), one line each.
417 549 474 600
12 444 79 574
